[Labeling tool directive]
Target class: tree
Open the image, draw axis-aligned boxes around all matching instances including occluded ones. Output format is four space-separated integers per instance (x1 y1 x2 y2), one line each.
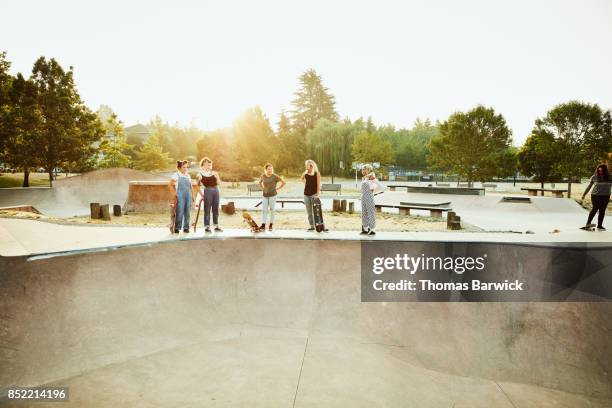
428 106 513 185
352 131 394 166
28 57 104 186
518 130 561 187
0 52 12 157
98 112 131 168
3 73 41 186
133 134 170 171
196 128 234 172
533 101 612 196
290 69 338 138
394 119 439 171
232 106 277 173
275 111 304 174
306 119 359 181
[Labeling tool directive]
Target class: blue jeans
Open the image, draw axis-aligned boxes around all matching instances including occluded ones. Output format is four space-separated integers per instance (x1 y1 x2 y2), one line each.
204 187 220 226
262 196 277 224
175 180 192 230
304 195 315 227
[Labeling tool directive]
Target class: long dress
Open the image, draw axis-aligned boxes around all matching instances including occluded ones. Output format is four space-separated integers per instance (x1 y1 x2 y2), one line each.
361 180 376 230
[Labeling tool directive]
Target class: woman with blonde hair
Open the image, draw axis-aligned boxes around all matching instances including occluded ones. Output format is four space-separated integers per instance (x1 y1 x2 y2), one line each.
300 159 321 231
196 157 223 233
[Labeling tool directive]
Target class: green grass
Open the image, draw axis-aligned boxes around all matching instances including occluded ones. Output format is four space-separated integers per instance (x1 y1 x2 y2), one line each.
0 173 52 188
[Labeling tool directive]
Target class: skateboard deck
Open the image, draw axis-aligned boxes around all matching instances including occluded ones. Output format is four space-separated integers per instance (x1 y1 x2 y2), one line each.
580 224 596 231
192 197 203 232
169 196 178 232
242 211 261 232
312 196 325 232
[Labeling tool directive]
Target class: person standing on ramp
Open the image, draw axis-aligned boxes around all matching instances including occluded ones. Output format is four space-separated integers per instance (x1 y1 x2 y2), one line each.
581 163 611 231
197 157 223 233
169 160 193 234
258 163 286 231
301 159 322 231
360 164 380 236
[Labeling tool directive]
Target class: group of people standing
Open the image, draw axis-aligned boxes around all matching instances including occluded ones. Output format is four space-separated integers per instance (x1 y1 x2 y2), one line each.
170 157 222 234
170 158 384 234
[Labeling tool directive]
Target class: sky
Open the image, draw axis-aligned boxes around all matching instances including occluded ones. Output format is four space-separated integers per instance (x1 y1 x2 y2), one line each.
2 0 611 145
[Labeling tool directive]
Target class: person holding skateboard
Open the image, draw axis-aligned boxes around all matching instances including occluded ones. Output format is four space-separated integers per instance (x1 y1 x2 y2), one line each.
301 159 324 231
581 163 611 231
258 163 286 231
169 160 193 234
360 164 380 236
196 157 223 233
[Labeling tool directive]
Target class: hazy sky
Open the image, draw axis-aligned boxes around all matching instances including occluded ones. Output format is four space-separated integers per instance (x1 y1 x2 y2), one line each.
2 0 611 144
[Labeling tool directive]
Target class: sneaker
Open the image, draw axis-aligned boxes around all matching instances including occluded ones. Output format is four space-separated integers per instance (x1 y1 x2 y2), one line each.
214 227 223 232
183 228 189 233
259 223 266 231
368 230 376 236
205 227 212 233
360 228 369 235
307 227 315 232
173 229 179 234
597 226 606 231
268 223 273 231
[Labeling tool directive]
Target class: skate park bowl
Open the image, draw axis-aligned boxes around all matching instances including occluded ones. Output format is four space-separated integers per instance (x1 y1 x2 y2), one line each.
1 237 611 407
0 168 169 217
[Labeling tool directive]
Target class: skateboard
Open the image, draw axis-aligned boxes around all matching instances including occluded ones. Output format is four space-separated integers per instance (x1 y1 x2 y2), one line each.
580 224 596 231
312 196 326 232
168 196 178 233
192 193 204 232
242 211 261 232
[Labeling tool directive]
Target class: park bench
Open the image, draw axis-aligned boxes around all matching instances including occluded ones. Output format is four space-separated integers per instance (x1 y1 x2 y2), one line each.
407 186 485 196
247 184 263 195
520 187 568 198
255 199 304 208
375 203 452 218
483 183 497 188
435 182 450 187
321 183 342 195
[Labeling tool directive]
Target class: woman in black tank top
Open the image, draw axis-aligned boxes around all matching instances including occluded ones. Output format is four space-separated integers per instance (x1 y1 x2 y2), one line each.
301 160 321 230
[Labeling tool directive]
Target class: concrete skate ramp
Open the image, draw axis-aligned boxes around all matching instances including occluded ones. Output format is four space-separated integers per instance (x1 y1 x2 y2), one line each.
1 239 611 407
0 168 168 217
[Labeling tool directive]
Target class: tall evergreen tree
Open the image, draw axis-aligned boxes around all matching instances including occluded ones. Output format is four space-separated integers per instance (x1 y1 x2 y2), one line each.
290 69 338 138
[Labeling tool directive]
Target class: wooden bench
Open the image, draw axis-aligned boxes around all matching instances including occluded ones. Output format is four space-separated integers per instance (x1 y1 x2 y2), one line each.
400 201 451 207
321 183 341 195
375 204 452 218
255 199 304 208
521 188 568 198
247 184 263 195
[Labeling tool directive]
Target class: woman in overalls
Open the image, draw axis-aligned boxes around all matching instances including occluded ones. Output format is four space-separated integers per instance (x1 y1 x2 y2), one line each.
196 157 223 233
360 164 377 236
170 160 193 233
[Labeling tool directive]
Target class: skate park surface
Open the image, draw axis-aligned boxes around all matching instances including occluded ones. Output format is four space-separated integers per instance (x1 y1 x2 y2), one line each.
1 169 611 406
1 238 611 407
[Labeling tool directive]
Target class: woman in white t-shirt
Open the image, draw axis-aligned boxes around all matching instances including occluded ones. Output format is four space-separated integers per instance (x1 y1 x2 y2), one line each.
169 160 193 233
